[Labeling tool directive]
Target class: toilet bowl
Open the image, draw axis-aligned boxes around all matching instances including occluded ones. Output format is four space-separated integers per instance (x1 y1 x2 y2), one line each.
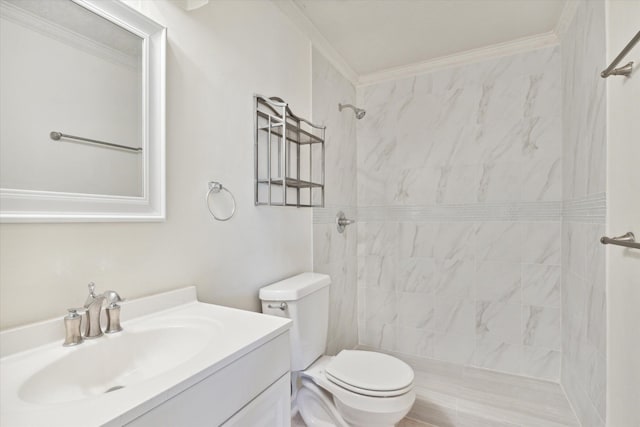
259 273 416 427
299 353 415 427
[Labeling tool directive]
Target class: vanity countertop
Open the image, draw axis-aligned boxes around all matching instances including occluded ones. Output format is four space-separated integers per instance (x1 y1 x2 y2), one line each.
0 286 291 427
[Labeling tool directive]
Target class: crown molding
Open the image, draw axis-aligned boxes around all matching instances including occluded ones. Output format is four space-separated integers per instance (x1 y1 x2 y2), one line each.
271 0 359 86
358 31 559 87
554 0 580 40
273 0 573 88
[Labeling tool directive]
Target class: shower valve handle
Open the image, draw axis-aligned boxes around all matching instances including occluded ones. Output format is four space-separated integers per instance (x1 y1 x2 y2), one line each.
336 211 355 233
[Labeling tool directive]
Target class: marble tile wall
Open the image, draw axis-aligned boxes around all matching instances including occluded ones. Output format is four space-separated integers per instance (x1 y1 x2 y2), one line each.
312 49 358 355
355 46 563 381
560 1 607 425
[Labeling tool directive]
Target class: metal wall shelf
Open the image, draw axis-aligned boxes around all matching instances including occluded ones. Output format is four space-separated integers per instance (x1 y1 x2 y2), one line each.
257 111 323 145
254 95 325 207
257 178 324 189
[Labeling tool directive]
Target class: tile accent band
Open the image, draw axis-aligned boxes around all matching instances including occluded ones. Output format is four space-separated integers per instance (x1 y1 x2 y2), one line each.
562 193 606 223
357 201 562 222
314 194 605 224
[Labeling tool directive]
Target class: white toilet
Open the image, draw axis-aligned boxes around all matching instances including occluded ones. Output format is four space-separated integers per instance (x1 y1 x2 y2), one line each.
260 273 415 427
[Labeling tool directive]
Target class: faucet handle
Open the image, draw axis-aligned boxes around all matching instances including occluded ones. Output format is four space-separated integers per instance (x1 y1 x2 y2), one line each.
104 290 124 308
66 307 86 318
63 307 86 347
84 282 100 308
104 291 124 334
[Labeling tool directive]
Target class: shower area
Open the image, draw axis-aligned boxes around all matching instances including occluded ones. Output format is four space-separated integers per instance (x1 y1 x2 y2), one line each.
312 1 617 426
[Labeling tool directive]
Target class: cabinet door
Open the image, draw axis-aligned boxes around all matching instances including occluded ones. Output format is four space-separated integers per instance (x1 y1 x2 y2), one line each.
223 374 290 427
122 333 290 427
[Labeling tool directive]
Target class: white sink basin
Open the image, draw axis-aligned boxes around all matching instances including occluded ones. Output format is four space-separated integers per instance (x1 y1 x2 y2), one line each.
19 318 220 404
0 287 291 427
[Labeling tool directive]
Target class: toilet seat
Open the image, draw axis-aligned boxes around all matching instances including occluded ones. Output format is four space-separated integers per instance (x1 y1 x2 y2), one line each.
299 356 416 427
325 373 413 397
298 358 416 427
325 350 414 397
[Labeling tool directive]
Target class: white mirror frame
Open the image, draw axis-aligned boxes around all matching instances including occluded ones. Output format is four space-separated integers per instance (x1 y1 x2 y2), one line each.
0 0 166 222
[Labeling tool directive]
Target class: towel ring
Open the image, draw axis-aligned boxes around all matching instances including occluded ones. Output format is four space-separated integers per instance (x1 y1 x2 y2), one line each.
206 181 236 221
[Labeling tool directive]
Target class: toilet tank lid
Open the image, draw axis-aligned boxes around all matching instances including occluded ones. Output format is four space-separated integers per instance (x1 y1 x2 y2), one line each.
259 273 331 301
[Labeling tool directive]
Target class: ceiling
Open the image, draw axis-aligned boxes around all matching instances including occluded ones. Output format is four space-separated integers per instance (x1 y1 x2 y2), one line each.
292 0 567 77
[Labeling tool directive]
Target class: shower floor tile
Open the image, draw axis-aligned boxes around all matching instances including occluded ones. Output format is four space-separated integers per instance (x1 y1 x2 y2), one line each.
359 346 579 427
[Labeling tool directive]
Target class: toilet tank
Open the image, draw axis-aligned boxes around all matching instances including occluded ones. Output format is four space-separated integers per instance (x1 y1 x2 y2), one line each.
259 273 330 371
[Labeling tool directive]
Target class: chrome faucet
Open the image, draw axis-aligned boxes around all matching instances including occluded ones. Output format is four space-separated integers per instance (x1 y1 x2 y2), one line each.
63 282 125 346
84 282 106 339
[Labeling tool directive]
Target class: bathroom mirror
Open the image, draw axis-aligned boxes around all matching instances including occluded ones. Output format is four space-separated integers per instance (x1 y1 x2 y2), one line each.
0 0 166 222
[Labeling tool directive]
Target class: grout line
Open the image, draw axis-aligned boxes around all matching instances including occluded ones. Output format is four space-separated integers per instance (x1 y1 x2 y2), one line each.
558 381 583 427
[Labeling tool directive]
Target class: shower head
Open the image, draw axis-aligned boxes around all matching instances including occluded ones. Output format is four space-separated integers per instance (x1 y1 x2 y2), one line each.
338 103 366 119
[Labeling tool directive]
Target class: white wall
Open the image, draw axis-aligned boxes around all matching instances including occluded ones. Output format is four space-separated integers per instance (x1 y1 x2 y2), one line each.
0 0 313 329
0 9 142 196
605 1 640 425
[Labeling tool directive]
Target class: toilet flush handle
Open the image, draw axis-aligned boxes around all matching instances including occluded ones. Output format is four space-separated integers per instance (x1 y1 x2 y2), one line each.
267 302 287 311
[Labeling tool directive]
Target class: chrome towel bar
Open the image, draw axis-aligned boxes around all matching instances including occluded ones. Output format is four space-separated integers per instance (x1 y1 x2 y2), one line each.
50 131 142 152
600 232 640 249
601 30 640 78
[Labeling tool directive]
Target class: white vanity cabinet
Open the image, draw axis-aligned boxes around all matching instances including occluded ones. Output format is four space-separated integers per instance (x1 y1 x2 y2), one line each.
123 332 291 427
